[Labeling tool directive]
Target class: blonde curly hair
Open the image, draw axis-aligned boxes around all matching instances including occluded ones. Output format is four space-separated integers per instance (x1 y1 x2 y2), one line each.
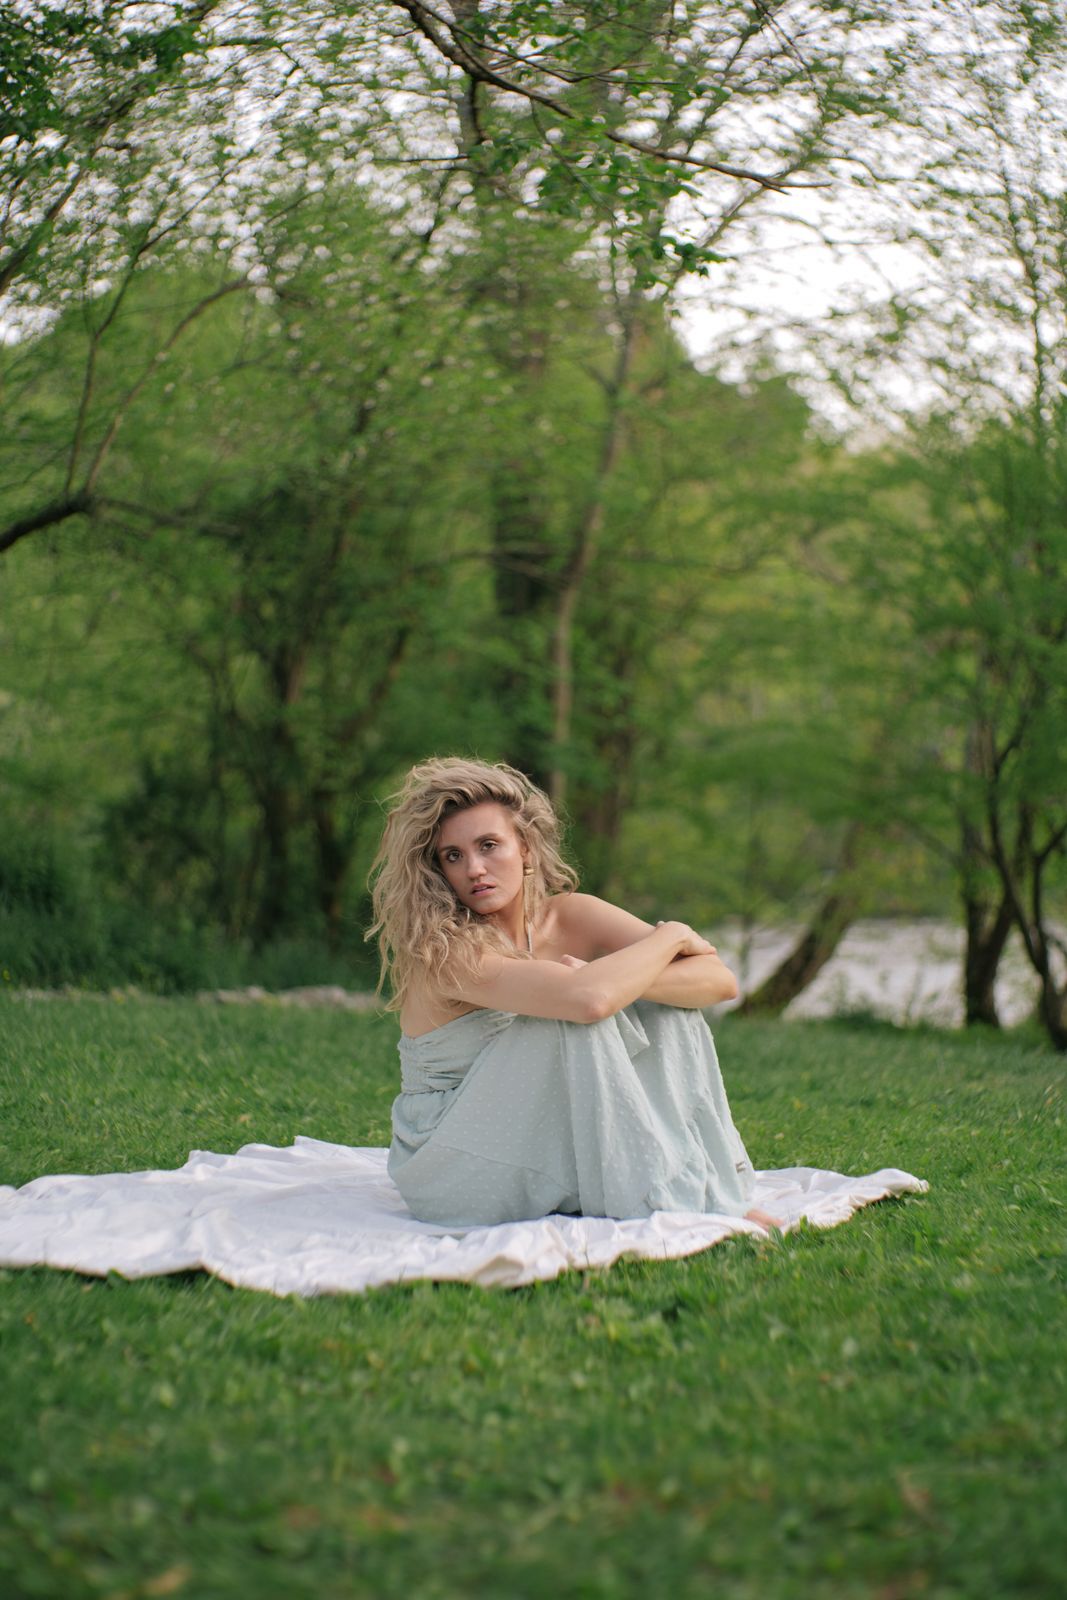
367 756 578 1012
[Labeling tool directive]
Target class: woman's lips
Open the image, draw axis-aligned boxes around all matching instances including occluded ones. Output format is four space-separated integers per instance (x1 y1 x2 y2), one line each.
470 884 496 896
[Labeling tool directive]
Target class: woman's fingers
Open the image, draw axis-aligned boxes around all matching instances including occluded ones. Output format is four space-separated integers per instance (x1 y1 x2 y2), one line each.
657 920 716 957
675 924 714 957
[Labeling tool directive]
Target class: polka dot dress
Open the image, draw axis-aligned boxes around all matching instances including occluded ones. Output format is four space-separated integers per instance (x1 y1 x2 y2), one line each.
388 1001 755 1227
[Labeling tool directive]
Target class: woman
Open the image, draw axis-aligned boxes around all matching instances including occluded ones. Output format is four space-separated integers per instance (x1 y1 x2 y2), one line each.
369 756 780 1232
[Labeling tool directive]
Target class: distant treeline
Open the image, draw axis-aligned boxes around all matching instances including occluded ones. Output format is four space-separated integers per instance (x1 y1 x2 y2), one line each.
2 3 1064 1042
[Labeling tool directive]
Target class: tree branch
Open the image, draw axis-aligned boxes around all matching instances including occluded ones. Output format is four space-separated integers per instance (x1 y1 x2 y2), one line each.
390 0 820 191
82 274 249 496
0 492 94 556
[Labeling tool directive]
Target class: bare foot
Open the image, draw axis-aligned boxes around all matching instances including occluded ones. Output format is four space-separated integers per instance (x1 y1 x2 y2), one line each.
744 1206 784 1232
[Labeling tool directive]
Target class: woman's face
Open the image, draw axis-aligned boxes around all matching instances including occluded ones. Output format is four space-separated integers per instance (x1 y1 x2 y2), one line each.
435 802 529 919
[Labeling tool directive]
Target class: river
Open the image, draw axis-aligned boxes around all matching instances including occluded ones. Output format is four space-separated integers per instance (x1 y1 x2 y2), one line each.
708 918 1050 1027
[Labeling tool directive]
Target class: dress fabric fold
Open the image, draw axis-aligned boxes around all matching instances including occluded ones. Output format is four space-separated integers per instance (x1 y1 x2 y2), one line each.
388 1001 757 1228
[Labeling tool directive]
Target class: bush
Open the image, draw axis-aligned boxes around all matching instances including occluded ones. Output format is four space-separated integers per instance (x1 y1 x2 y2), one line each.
0 818 378 994
0 900 215 993
238 933 378 993
0 827 86 918
0 821 205 990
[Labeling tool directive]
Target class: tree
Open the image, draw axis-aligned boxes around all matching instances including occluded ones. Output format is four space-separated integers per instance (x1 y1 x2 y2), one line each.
877 4 1067 1041
0 2 227 302
1 1 273 554
1 167 502 946
418 0 907 804
858 415 1067 1045
2 0 915 562
740 0 1067 1034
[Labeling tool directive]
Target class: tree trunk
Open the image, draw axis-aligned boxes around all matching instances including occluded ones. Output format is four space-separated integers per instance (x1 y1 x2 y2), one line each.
1038 979 1067 1052
569 728 635 895
737 825 863 1017
311 788 348 952
1021 858 1067 1052
448 33 556 788
255 774 291 948
252 648 305 947
962 887 1014 1027
549 307 640 808
986 800 1067 1052
489 460 555 791
958 728 1014 1027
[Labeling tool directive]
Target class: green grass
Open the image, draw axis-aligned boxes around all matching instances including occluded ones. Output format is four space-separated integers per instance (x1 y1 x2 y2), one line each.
1 997 1065 1600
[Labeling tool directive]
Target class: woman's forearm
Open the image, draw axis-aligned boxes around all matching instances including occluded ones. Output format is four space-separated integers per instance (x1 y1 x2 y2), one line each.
574 925 697 1020
641 953 739 1008
451 923 711 1023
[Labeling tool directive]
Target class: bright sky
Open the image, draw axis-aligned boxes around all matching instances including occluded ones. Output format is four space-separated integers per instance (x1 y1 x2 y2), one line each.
674 197 935 429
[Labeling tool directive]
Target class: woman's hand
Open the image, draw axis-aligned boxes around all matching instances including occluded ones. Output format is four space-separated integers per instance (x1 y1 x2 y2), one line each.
656 921 717 958
558 954 588 969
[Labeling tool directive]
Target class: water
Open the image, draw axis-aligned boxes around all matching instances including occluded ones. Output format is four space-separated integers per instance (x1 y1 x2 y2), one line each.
709 918 1048 1027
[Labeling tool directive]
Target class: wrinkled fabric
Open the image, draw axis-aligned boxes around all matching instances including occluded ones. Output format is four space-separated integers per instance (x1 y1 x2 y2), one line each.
390 1002 758 1226
0 1140 926 1295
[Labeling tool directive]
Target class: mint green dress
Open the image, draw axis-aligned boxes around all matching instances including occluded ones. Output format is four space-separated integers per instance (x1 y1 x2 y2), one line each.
388 1000 755 1227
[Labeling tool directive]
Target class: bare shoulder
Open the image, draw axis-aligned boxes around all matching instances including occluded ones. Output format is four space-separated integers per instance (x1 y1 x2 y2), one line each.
548 890 598 929
545 891 653 958
553 891 648 926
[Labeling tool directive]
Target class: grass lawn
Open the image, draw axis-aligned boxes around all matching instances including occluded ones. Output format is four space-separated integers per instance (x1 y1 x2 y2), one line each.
1 995 1065 1600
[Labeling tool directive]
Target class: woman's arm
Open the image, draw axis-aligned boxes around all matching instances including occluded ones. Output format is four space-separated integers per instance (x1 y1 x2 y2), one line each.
446 921 713 1023
641 954 738 1007
556 894 738 1007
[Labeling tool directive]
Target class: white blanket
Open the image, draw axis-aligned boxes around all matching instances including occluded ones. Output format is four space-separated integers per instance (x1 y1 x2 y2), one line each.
0 1138 928 1295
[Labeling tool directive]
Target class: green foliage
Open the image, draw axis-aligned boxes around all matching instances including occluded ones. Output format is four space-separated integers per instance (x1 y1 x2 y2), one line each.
0 6 96 140
0 819 82 917
0 0 922 349
0 999 1065 1597
850 413 1066 850
0 900 207 994
0 817 223 990
0 4 209 145
0 180 950 972
0 807 377 993
0 1 246 333
13 4 1065 994
0 871 190 998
